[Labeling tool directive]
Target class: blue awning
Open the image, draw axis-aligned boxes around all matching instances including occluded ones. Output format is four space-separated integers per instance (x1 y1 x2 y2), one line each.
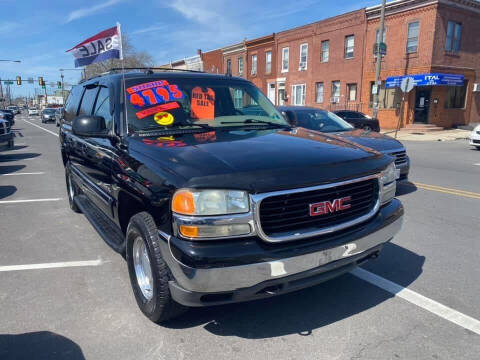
385 73 464 88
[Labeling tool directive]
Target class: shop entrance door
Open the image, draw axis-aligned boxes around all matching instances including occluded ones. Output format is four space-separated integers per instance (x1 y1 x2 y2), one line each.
414 86 432 123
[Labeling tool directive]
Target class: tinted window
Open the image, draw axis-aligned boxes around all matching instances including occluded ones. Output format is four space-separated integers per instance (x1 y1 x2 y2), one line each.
64 85 85 124
78 87 99 116
94 86 113 129
296 110 353 133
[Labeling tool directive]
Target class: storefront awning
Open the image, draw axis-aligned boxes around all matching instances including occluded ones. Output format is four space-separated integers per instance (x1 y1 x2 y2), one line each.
385 73 464 88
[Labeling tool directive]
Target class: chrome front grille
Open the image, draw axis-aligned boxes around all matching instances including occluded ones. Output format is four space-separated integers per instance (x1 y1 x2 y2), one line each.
389 150 408 166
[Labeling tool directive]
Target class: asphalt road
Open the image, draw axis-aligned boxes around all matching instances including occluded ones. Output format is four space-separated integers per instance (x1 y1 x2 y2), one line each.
0 113 479 360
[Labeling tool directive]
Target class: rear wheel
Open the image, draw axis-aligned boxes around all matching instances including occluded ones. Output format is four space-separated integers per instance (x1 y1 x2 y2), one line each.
65 165 81 213
363 125 372 131
126 212 186 323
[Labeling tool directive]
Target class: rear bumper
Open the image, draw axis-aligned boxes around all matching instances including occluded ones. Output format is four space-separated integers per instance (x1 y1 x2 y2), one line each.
158 198 404 306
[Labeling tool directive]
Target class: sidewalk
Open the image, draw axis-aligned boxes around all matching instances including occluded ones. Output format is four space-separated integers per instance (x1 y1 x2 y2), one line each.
381 129 471 141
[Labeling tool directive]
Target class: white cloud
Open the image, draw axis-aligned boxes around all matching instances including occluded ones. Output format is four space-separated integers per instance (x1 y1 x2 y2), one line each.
132 24 168 35
66 0 123 23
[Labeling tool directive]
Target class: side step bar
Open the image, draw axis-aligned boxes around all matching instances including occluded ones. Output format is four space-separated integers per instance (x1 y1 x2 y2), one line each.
74 195 126 254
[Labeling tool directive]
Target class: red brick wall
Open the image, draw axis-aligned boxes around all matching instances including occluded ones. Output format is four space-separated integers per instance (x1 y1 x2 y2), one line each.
275 10 366 109
201 49 223 74
223 50 247 78
247 35 276 95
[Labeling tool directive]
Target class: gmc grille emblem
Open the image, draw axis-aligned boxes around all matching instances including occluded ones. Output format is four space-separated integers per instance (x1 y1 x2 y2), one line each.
309 196 352 216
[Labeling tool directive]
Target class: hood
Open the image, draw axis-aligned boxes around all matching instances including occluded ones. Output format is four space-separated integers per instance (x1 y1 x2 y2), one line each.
126 128 391 193
333 129 405 152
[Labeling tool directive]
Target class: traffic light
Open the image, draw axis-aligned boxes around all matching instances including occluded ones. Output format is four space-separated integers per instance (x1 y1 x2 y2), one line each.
57 81 62 89
16 76 22 85
38 77 45 86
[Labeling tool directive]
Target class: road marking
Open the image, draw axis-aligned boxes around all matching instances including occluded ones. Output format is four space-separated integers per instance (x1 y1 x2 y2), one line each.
0 259 104 272
0 172 45 176
351 268 480 335
22 118 59 137
0 198 62 204
413 182 480 200
474 163 480 166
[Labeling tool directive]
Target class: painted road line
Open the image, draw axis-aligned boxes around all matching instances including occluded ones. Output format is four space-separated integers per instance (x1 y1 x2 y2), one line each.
0 198 63 204
22 118 59 137
413 182 480 200
0 259 104 272
351 268 480 335
0 172 46 176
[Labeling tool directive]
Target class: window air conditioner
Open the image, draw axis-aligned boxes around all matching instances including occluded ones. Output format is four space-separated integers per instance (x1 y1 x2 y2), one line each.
298 62 306 70
330 96 340 103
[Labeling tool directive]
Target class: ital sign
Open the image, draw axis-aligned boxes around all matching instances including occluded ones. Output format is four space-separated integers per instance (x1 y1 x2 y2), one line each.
386 73 464 88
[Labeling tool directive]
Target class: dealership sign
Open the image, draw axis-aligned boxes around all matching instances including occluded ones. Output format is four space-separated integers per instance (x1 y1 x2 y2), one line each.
386 73 464 88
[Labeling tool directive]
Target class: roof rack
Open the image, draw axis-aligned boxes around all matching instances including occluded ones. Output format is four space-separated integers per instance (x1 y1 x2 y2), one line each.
79 67 207 83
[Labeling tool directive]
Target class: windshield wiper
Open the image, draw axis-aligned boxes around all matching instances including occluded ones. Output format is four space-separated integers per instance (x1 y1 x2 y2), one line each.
135 122 215 133
220 119 291 128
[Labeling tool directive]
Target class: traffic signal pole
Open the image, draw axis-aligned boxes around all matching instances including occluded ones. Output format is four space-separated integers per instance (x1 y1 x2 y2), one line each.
372 0 386 120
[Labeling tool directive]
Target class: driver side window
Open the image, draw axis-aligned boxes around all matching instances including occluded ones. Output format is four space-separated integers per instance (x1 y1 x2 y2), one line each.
94 87 113 129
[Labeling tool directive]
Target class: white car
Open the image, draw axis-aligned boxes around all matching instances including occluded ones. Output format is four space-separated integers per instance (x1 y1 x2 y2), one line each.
28 108 39 116
470 124 480 150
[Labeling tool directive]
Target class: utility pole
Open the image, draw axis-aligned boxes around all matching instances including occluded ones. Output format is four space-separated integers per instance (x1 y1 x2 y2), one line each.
372 0 386 120
61 72 65 106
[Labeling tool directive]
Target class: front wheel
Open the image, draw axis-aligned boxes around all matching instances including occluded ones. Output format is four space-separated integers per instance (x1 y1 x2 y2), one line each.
126 212 186 323
65 165 81 213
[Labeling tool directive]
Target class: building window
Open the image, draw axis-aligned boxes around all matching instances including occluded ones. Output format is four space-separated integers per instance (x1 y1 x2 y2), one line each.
376 28 386 43
347 83 357 101
316 82 324 103
321 40 329 62
292 84 306 106
445 21 462 53
345 35 354 59
265 51 272 74
407 21 419 53
369 81 402 109
282 47 289 72
445 82 467 109
331 81 341 102
299 43 308 70
251 54 257 75
238 57 243 76
226 59 232 75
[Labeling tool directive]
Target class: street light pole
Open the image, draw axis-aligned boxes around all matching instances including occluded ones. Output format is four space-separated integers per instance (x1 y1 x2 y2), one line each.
372 0 386 120
0 59 21 107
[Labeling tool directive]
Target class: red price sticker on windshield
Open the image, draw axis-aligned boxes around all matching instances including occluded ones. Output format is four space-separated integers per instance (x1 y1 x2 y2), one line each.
190 87 215 120
127 80 184 109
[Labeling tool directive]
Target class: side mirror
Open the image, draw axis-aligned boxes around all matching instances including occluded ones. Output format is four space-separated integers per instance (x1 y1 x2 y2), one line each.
281 110 297 127
72 115 108 137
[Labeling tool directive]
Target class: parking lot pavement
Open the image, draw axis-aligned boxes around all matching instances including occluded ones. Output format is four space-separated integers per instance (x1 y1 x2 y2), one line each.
0 114 479 360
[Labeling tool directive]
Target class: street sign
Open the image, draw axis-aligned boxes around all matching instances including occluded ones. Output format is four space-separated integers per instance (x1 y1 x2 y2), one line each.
373 42 387 56
386 73 464 88
400 77 415 93
372 84 379 95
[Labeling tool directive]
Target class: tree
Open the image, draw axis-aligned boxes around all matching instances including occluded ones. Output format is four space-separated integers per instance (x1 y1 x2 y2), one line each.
84 34 154 79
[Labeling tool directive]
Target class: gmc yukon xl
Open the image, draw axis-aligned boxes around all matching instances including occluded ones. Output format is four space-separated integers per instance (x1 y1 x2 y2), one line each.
59 70 403 323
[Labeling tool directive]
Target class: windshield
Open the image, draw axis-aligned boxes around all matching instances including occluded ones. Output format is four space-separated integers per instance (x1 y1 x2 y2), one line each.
125 77 287 132
296 110 354 133
43 109 56 114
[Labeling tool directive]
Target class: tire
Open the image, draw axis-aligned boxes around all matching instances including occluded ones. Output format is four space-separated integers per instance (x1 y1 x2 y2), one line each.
363 125 372 131
65 165 81 213
126 212 187 323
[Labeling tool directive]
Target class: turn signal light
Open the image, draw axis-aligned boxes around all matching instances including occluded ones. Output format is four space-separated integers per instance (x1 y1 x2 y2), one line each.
172 190 195 215
179 225 199 238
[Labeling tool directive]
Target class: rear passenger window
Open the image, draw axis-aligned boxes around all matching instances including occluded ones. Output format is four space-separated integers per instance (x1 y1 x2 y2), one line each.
94 87 112 129
78 87 99 116
63 86 84 124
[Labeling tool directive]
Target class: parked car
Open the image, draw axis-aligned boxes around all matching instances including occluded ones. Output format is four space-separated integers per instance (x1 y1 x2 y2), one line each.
41 108 57 123
7 105 20 115
333 110 380 132
0 109 15 127
55 107 64 127
278 106 410 181
470 124 480 150
28 107 39 116
60 71 403 323
0 118 14 150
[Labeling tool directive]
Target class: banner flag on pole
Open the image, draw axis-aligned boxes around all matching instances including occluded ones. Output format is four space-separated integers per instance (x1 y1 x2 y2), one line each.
66 24 123 67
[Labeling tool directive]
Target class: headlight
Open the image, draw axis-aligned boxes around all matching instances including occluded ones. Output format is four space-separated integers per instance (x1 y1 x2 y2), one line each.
172 189 249 216
380 162 396 205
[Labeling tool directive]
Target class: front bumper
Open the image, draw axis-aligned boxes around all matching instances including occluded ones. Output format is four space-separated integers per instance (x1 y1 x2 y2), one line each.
470 132 480 146
158 198 403 306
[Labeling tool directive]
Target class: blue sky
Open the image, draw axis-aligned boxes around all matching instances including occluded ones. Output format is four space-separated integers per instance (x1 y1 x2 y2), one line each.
0 0 379 98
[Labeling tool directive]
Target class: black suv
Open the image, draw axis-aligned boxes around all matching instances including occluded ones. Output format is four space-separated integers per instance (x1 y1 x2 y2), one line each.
60 70 403 323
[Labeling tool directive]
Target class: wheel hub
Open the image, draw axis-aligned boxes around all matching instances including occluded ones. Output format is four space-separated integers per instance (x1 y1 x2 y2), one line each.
133 236 153 301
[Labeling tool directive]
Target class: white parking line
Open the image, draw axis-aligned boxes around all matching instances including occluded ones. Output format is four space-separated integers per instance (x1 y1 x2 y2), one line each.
351 267 480 335
474 163 480 166
0 259 104 272
0 172 45 176
22 118 59 137
0 198 62 204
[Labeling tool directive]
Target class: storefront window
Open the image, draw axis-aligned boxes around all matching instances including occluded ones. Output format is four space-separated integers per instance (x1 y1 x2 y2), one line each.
445 82 467 109
369 82 402 109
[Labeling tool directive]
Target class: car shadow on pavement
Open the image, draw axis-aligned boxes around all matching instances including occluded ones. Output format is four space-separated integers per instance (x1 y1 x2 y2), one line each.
0 331 85 360
0 153 40 162
0 185 17 200
396 181 417 196
0 164 26 175
165 242 425 339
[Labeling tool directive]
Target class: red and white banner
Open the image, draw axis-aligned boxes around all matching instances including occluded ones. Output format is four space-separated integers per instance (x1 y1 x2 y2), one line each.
66 24 123 67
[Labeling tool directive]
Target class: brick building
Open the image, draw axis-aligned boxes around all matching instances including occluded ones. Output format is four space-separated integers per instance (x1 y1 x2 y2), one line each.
222 42 247 78
362 0 480 129
246 34 276 103
199 48 223 74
